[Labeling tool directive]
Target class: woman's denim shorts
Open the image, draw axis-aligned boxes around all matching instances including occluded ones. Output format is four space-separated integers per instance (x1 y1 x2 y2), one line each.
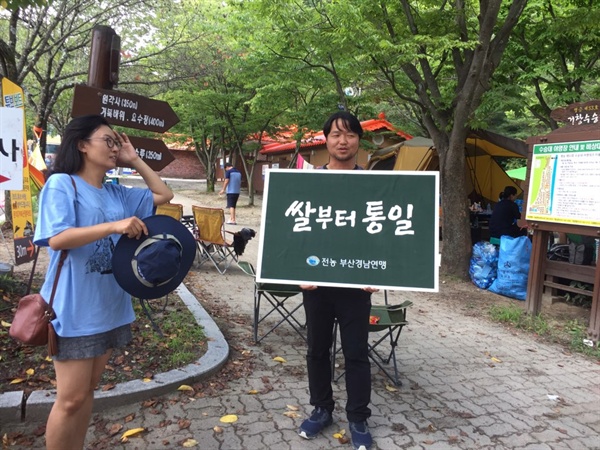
53 324 132 361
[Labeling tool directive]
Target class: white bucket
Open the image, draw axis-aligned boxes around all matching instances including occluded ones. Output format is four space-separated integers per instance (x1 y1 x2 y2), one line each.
0 262 14 277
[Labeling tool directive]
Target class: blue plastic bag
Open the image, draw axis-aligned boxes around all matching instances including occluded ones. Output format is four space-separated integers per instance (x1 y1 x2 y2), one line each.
469 241 498 289
488 236 532 300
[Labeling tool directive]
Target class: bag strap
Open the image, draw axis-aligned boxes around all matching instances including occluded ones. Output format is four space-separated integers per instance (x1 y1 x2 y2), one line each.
47 251 67 309
47 175 78 309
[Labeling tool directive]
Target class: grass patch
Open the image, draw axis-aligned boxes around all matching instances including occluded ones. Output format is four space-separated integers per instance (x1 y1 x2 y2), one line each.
565 319 600 359
489 304 600 360
489 303 550 335
1 291 208 393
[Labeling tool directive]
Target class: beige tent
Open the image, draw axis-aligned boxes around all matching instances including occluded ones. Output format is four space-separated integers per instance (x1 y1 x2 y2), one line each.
367 130 527 205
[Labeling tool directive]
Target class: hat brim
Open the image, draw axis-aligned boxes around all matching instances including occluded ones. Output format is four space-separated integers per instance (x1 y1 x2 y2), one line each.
112 215 196 299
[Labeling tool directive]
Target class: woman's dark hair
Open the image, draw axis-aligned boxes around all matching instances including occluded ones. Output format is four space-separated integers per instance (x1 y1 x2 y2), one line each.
50 115 111 175
323 111 363 138
502 185 518 199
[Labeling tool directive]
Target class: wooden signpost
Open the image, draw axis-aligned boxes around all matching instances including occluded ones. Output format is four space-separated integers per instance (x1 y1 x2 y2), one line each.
71 84 179 134
127 136 175 172
71 26 179 172
524 100 600 341
71 84 179 171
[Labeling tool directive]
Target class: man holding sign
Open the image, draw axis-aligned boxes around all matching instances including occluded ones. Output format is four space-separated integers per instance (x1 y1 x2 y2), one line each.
298 111 377 450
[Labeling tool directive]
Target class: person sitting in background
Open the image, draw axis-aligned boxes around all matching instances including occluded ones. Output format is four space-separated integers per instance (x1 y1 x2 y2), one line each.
489 186 527 239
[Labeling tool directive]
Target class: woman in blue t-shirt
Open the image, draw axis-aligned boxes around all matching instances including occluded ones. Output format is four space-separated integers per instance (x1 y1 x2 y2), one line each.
33 115 173 449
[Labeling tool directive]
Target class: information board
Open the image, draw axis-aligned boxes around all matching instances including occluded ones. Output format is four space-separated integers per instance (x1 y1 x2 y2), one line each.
256 169 439 292
526 140 600 226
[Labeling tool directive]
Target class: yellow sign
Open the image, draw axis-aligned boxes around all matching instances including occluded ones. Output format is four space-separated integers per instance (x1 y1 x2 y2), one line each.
1 78 36 265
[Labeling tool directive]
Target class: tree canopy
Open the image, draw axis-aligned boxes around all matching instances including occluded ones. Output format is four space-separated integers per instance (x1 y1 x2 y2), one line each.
1 0 598 277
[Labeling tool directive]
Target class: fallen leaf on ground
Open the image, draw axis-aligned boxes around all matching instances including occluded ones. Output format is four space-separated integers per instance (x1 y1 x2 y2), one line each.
273 356 286 363
182 438 198 447
286 405 299 411
490 357 502 363
333 429 346 439
247 389 258 394
108 423 123 436
385 384 398 392
1 320 11 327
178 385 194 391
178 419 191 430
283 411 300 418
9 378 24 384
219 414 238 423
25 368 34 376
120 427 145 441
213 426 223 434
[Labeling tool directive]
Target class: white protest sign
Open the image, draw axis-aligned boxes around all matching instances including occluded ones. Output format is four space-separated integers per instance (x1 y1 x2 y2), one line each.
0 107 24 190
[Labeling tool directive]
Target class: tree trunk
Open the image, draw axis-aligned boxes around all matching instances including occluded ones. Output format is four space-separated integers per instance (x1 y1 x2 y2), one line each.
437 136 472 279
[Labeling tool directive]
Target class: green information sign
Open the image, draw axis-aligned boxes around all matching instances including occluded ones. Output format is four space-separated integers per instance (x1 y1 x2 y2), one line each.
526 140 600 227
256 169 439 292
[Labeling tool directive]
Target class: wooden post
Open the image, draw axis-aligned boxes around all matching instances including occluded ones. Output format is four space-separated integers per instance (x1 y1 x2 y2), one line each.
589 263 600 340
87 26 120 89
525 229 549 315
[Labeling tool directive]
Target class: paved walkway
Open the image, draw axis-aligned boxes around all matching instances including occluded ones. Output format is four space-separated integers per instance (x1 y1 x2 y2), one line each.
1 181 599 449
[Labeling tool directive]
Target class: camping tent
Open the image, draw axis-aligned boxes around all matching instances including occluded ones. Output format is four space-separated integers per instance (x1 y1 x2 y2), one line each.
367 129 527 205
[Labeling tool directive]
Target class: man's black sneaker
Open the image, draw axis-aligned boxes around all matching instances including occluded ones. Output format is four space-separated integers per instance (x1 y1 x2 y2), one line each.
349 420 372 450
298 407 333 439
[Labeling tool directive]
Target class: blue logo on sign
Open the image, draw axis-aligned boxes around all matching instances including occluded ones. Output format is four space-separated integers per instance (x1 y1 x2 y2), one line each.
306 256 320 266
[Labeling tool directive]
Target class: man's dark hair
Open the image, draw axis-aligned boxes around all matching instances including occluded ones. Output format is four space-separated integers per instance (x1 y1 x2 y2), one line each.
323 111 363 138
502 185 518 199
51 115 111 175
224 162 233 168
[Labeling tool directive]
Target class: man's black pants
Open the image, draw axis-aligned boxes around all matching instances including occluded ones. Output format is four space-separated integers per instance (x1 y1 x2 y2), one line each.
302 286 372 422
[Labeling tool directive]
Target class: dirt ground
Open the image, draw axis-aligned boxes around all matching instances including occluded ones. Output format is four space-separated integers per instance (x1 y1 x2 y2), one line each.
1 178 592 352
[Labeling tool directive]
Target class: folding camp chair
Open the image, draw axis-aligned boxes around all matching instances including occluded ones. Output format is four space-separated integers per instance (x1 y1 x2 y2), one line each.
332 292 412 386
192 205 237 274
156 202 184 221
238 261 306 344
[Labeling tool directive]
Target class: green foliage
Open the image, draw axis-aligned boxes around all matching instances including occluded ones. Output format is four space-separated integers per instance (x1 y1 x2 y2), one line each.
490 0 600 133
564 282 593 308
0 275 26 297
0 0 49 10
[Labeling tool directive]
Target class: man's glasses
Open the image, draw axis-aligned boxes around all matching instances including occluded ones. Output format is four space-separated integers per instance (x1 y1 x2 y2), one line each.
85 136 122 149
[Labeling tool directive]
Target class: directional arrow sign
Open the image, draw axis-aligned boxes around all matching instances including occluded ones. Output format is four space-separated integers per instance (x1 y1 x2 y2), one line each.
14 237 36 265
71 84 180 133
127 136 175 171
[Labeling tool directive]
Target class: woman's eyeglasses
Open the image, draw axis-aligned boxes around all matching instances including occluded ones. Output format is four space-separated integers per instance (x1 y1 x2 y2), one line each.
85 136 122 149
